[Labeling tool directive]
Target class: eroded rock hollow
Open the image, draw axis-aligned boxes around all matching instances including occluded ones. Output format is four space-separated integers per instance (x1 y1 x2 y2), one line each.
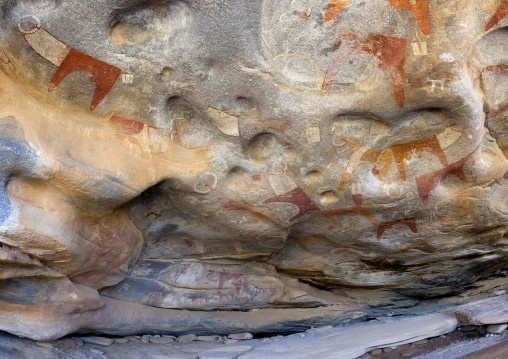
1 0 508 340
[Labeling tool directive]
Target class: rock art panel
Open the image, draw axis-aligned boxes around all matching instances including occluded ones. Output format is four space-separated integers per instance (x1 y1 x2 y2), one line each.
377 217 417 241
415 146 477 205
100 260 339 310
20 18 121 111
324 0 352 22
321 30 407 108
0 0 508 341
48 48 121 111
324 0 430 36
485 0 508 31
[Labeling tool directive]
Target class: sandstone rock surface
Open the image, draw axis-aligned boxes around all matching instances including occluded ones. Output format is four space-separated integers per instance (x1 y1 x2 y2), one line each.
238 313 457 359
0 0 508 340
486 323 508 334
0 312 458 359
452 294 508 325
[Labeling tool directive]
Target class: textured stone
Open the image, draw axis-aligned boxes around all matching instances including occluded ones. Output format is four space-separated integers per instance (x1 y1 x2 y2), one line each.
113 338 129 344
89 348 105 355
228 333 253 340
50 338 77 349
78 337 113 346
306 325 334 334
0 0 508 340
238 314 457 359
413 339 428 345
199 346 254 359
199 353 246 359
487 324 508 334
452 295 508 325
147 354 198 359
177 334 197 343
197 336 222 342
71 337 84 347
223 339 239 345
149 336 175 344
209 346 253 353
370 348 383 356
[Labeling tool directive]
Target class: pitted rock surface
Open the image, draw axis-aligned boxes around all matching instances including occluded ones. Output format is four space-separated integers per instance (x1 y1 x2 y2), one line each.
0 0 508 339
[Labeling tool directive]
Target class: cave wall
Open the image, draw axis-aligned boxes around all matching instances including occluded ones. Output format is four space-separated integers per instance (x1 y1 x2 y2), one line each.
0 0 508 340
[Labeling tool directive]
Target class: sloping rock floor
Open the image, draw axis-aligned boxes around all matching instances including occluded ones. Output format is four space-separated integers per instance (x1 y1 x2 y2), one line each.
4 293 508 359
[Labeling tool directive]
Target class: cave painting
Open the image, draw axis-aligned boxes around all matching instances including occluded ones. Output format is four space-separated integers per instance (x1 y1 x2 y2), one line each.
324 0 430 36
323 0 352 21
268 172 298 195
415 146 478 205
351 180 363 205
485 65 508 74
48 49 121 111
322 204 377 230
377 217 417 240
321 30 407 108
21 20 120 111
211 269 277 303
485 0 508 31
201 106 293 138
385 0 430 35
206 199 279 224
391 134 448 181
264 187 320 224
292 0 312 26
108 114 179 136
336 138 392 191
2 0 508 342
109 115 145 134
337 127 463 193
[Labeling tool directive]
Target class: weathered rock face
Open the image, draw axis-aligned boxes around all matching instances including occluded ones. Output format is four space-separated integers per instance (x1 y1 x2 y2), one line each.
0 0 508 340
